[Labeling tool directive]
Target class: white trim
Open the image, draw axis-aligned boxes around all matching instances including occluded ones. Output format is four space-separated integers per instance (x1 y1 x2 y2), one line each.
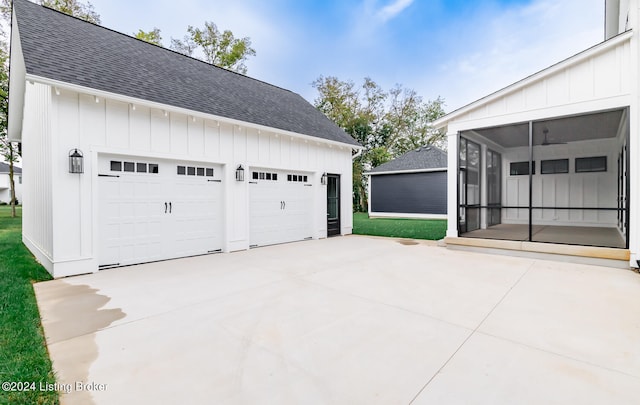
25 74 363 151
366 167 447 176
91 146 228 167
369 212 448 220
434 31 634 129
22 234 53 275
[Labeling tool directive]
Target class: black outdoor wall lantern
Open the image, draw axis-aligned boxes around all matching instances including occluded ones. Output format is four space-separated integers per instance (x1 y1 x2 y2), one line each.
68 148 84 174
321 172 327 185
235 165 245 181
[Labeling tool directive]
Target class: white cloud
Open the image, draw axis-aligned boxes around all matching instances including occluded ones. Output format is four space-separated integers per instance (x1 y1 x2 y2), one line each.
376 0 414 22
421 0 603 111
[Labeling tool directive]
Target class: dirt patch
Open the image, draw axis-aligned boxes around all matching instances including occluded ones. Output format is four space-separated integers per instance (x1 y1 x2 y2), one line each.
396 239 419 246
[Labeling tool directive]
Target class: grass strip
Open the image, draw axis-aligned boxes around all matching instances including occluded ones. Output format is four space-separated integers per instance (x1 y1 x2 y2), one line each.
352 212 447 240
0 206 58 405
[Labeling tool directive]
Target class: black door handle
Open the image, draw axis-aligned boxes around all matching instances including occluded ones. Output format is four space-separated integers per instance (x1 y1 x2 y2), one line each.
169 202 172 213
283 201 286 209
165 202 167 213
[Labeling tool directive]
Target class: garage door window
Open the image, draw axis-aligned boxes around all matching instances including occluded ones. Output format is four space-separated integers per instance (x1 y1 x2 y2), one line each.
111 160 159 174
252 171 278 181
178 165 214 177
287 174 308 182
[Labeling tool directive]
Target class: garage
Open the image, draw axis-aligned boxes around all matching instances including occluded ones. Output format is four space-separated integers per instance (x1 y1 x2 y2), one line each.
249 168 313 247
98 155 224 267
11 0 360 277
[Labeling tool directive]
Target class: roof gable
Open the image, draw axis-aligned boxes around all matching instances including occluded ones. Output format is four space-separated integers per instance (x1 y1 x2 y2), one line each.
368 146 447 173
433 31 632 131
12 0 359 147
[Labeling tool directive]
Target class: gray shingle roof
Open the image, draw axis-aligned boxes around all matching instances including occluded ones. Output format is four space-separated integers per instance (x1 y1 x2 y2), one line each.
12 0 359 147
368 146 447 173
0 162 22 174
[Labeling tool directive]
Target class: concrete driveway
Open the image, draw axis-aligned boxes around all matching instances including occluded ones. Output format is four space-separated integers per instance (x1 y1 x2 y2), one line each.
35 235 640 404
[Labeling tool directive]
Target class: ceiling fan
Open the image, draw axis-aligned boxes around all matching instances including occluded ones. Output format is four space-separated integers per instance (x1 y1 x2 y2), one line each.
541 128 567 146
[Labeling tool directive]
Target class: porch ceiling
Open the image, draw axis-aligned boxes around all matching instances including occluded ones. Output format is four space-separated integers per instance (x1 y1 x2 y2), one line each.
466 109 624 148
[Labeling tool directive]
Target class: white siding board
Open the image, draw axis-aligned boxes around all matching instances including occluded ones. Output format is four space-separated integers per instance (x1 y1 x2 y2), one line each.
53 92 82 259
246 130 258 162
150 109 171 153
258 131 269 162
187 118 205 158
170 113 188 156
270 135 281 165
130 105 151 152
22 83 54 263
569 59 593 102
524 80 546 110
105 99 129 149
79 93 105 147
204 122 220 159
546 70 569 106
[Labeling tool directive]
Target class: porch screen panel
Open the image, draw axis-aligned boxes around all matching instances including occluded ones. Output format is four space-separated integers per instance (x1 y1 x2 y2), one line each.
459 137 481 233
486 150 501 226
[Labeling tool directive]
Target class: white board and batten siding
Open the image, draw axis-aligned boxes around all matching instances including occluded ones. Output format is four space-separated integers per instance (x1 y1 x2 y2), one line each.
21 82 354 277
444 33 633 135
502 139 619 227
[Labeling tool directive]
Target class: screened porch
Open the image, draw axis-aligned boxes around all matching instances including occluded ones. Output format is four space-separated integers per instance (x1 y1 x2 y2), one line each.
457 108 629 249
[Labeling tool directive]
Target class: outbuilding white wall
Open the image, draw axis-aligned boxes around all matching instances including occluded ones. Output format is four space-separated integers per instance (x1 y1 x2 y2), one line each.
0 173 22 204
21 81 354 277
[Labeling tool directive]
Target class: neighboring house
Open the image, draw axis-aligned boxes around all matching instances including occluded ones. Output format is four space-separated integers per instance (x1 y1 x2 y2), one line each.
366 146 447 219
433 0 639 268
0 162 22 204
8 0 360 278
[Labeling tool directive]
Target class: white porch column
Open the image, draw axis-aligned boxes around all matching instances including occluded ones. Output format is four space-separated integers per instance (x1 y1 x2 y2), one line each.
446 131 458 238
629 0 640 267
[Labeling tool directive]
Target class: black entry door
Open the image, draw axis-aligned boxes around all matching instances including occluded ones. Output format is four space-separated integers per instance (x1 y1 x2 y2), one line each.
327 174 340 236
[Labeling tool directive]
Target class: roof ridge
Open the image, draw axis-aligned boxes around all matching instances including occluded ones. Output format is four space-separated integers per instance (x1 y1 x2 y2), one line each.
27 0 297 95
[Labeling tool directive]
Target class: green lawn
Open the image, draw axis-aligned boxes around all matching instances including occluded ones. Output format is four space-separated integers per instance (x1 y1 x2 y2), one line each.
352 212 447 240
0 206 58 405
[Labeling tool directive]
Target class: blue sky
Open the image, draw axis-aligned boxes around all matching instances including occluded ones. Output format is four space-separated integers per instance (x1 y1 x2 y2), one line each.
88 0 604 113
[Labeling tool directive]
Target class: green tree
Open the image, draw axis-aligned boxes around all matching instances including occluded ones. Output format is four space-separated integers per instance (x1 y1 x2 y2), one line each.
134 28 162 46
40 0 101 24
0 39 17 217
171 21 256 74
312 76 446 212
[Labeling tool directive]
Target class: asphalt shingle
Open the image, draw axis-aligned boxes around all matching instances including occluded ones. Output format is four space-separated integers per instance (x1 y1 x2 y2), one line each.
368 145 447 173
12 0 360 147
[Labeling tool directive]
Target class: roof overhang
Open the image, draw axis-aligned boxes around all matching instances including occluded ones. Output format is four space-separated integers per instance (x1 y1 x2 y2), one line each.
24 74 363 151
8 8 27 142
433 30 633 132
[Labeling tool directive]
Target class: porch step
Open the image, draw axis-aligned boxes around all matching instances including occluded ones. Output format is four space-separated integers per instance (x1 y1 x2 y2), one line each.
444 237 631 269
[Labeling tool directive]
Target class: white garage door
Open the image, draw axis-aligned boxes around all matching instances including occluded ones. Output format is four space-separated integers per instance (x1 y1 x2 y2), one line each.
249 169 313 247
98 157 223 268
